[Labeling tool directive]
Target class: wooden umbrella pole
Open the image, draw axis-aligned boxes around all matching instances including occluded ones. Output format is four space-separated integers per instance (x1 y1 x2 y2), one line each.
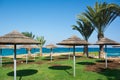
25 49 27 64
14 44 17 80
50 48 53 62
33 48 35 60
73 46 75 77
105 45 107 68
68 48 70 60
26 54 28 64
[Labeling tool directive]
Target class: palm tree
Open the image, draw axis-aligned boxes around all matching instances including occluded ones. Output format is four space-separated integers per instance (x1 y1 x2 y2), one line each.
82 2 120 58
72 16 94 57
22 32 35 39
36 36 46 56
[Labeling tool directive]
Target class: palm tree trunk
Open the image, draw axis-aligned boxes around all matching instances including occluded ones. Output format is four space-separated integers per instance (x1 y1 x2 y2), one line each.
99 45 104 58
83 45 89 57
98 33 104 58
83 46 85 55
40 47 42 56
85 45 89 57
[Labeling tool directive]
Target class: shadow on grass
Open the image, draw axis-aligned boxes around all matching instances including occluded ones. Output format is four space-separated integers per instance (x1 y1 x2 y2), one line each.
48 65 72 75
57 57 68 60
76 62 96 65
60 54 71 57
42 56 54 61
96 60 113 63
75 55 82 58
98 68 120 80
59 54 82 59
7 69 38 80
3 61 13 65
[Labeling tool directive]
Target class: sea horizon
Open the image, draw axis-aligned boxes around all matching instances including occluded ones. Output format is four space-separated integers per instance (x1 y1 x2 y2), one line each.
1 47 120 57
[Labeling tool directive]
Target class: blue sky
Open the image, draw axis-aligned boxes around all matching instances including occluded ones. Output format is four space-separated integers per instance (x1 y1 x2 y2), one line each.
0 0 120 46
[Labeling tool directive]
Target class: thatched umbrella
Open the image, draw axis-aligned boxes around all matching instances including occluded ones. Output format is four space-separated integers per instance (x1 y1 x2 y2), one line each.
57 35 90 77
46 44 57 61
0 30 40 80
95 37 120 68
0 45 10 66
19 45 39 64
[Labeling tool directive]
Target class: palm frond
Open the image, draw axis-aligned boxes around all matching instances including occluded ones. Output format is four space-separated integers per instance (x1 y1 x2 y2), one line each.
72 16 94 41
83 2 120 38
36 36 46 47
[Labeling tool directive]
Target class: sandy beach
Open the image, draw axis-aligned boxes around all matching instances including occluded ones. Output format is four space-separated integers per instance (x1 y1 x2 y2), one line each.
3 52 75 58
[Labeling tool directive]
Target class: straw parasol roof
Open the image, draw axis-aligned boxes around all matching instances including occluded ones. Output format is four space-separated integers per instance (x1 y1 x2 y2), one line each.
95 37 120 45
0 30 39 44
46 44 57 49
0 30 40 80
57 35 90 46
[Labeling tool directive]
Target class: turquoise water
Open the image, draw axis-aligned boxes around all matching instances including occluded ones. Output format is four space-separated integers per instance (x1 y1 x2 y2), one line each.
1 48 39 56
0 47 120 57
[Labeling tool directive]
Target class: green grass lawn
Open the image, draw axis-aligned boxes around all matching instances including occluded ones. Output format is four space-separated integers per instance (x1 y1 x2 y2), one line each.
0 54 120 80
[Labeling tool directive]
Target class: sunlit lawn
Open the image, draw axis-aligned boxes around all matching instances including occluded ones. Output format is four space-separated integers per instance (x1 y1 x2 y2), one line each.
0 53 120 80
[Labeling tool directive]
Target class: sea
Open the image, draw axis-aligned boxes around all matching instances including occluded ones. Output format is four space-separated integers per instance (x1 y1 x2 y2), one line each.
1 47 120 57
